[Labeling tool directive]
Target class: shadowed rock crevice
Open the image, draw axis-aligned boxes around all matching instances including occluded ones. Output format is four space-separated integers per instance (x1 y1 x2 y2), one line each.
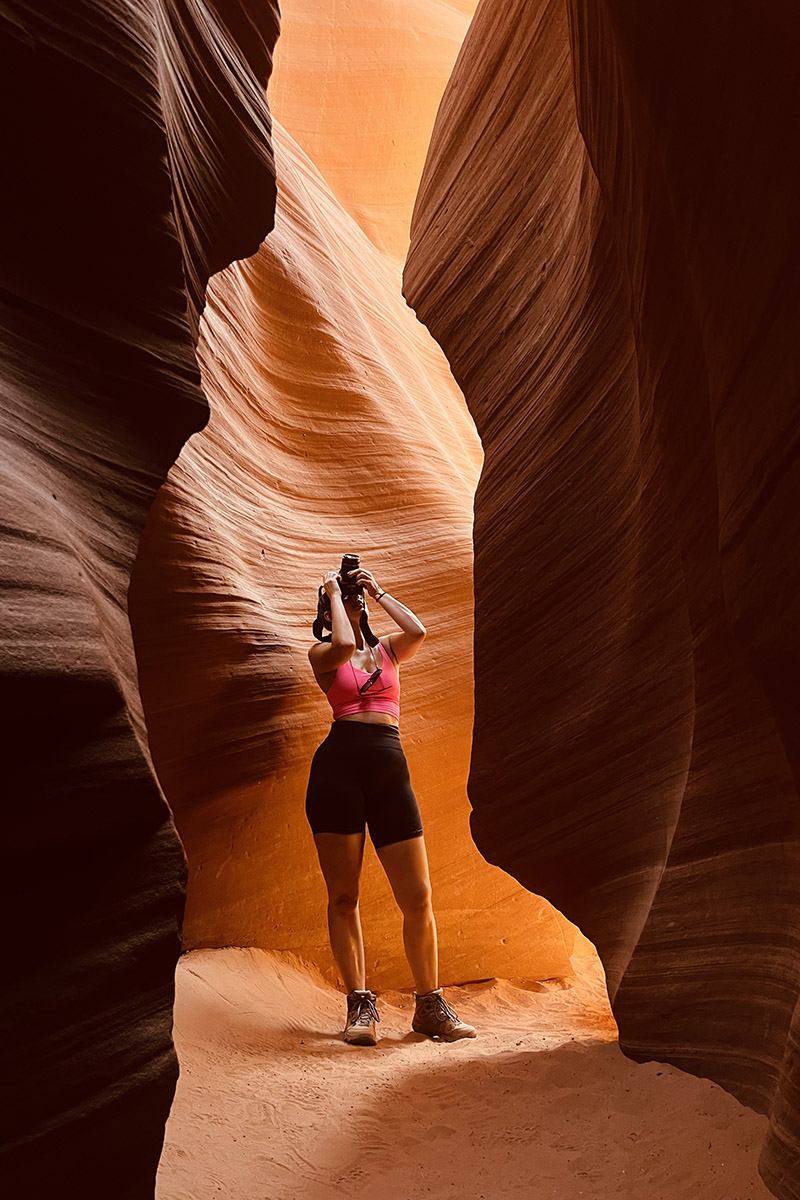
404 2 800 1197
0 1 278 1194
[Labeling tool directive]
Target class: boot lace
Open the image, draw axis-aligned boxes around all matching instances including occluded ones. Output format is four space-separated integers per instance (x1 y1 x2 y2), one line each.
350 994 380 1027
427 992 460 1023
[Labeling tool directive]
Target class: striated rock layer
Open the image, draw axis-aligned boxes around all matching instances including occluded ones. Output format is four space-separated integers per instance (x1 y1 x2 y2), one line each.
404 1 800 1196
130 119 574 989
130 0 577 992
269 0 479 264
0 1 278 1195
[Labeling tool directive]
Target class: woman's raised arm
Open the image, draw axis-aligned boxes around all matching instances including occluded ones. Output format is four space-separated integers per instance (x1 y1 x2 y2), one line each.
308 572 356 673
353 569 426 663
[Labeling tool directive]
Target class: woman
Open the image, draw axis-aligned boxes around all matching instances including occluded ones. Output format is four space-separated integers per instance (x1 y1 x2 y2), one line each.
306 562 476 1046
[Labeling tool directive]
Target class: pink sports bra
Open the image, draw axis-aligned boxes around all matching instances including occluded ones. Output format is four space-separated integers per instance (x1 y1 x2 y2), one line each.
325 641 401 720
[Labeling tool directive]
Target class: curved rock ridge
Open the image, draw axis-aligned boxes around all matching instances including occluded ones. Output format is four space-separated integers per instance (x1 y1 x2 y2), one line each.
0 1 278 1195
404 1 800 1196
131 109 578 991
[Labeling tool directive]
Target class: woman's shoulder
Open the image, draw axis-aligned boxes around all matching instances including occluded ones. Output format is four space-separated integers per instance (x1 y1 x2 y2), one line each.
378 635 399 666
308 641 337 666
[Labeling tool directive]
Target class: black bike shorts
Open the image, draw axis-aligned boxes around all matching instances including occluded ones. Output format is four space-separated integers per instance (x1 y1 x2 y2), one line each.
305 721 424 849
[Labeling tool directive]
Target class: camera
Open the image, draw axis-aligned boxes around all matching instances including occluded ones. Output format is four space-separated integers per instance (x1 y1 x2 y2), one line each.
339 553 362 600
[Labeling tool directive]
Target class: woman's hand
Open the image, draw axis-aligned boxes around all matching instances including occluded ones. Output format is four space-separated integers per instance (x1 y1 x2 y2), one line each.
350 568 382 599
322 570 342 598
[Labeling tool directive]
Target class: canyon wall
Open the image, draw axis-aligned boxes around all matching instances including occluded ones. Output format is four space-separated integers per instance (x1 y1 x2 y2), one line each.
404 1 800 1197
130 0 578 992
0 1 278 1194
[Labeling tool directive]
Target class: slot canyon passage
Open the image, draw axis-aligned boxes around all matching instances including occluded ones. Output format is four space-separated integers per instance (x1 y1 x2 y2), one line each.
2 3 800 1200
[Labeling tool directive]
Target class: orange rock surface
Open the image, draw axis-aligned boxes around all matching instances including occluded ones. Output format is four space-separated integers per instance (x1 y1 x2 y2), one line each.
270 0 478 263
13 0 799 1196
405 2 800 1197
131 0 577 991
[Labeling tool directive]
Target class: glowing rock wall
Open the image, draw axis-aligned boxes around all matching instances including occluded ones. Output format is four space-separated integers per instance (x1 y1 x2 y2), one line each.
0 1 278 1194
270 0 478 263
404 2 800 1196
130 0 577 990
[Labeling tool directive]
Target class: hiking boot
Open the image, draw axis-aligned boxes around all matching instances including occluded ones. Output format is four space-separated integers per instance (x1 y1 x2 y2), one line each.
344 989 379 1046
412 987 476 1041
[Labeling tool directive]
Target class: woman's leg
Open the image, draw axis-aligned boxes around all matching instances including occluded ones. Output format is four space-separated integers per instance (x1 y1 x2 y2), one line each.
376 836 438 994
313 832 367 994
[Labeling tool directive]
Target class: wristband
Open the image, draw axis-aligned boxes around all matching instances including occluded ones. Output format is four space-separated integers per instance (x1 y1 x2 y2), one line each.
374 590 386 602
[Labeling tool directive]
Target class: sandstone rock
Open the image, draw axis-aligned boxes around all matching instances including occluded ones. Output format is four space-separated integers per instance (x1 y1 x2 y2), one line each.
130 0 575 993
405 1 800 1197
131 113 574 989
0 1 278 1194
270 0 478 263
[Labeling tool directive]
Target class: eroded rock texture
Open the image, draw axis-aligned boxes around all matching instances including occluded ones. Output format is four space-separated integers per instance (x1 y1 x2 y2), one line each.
405 1 800 1196
129 0 578 991
269 0 478 263
0 2 277 1194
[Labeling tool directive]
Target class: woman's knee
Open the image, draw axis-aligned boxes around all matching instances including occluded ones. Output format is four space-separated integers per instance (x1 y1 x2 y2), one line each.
329 888 360 915
399 883 433 916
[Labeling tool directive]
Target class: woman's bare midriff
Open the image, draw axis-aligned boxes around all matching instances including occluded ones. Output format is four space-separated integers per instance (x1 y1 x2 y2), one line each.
336 713 399 727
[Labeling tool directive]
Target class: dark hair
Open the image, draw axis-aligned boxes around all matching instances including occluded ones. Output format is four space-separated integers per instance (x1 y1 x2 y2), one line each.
312 587 332 642
312 585 379 647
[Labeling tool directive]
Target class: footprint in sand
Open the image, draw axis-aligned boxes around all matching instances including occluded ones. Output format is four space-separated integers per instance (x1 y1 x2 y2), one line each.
422 1124 457 1141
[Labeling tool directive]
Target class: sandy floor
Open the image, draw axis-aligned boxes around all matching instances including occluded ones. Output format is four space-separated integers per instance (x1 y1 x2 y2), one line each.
157 945 771 1199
